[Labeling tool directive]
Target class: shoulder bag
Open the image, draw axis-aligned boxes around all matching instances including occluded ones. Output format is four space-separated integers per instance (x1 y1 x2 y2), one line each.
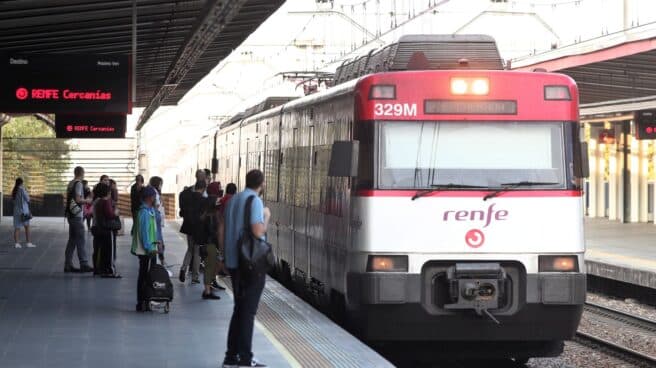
238 195 274 275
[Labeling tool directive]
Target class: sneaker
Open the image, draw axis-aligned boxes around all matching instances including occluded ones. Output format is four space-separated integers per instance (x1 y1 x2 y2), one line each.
222 356 239 368
238 359 267 367
14 243 22 249
80 265 94 273
64 265 81 273
202 291 221 300
211 280 226 290
191 278 200 284
179 268 186 283
25 243 36 248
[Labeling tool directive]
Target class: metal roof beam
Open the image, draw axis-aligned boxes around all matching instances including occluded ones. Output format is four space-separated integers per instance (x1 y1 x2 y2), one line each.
137 0 249 129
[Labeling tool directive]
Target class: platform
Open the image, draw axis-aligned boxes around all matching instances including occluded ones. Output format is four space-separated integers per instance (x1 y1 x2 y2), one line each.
0 217 391 368
585 218 656 289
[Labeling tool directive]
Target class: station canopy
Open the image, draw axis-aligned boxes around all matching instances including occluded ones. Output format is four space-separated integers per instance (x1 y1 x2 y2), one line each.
511 25 656 113
0 0 284 128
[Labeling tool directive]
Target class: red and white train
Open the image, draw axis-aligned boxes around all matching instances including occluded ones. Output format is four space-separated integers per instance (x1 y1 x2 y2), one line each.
201 35 588 361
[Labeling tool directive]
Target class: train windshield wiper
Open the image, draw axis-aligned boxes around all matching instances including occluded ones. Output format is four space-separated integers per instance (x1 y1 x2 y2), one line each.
483 181 560 201
411 183 487 201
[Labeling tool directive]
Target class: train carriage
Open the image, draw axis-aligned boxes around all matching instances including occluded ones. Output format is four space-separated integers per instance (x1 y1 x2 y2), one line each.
211 35 588 361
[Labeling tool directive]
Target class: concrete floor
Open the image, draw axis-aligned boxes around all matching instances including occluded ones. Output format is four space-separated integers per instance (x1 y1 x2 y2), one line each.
0 217 291 368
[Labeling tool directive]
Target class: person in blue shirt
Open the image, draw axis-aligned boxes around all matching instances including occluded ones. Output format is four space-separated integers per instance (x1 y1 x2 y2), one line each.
131 186 160 312
222 170 270 368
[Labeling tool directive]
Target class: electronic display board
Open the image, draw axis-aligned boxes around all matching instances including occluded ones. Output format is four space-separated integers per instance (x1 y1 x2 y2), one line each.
0 53 130 114
636 110 656 140
55 114 126 139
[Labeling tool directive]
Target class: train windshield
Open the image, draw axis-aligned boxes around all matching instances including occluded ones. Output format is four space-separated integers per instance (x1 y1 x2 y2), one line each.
378 121 566 189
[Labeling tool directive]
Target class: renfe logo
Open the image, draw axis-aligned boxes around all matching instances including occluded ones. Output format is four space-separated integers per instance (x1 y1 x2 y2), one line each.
443 203 508 228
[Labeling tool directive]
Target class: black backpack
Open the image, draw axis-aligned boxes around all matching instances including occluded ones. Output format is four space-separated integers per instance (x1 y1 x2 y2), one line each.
238 196 274 275
145 263 173 302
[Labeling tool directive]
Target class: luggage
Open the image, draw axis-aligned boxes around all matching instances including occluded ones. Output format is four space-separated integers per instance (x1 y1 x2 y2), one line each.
145 263 174 313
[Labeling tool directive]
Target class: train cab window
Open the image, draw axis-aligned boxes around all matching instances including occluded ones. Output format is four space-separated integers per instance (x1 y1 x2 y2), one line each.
378 121 566 189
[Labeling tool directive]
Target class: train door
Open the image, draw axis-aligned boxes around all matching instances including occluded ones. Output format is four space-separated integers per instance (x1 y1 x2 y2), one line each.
292 125 309 285
306 125 315 286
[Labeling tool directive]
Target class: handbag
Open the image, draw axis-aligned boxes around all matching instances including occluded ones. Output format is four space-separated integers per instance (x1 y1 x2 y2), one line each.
237 196 274 275
104 217 122 231
21 213 33 222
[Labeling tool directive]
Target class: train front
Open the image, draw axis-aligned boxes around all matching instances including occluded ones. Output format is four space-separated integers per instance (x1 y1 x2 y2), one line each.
348 70 587 359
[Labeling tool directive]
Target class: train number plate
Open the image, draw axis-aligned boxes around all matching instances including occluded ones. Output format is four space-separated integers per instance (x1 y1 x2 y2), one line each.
374 103 417 117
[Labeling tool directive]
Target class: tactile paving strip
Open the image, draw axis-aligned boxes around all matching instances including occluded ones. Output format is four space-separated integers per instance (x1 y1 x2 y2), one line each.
227 277 393 368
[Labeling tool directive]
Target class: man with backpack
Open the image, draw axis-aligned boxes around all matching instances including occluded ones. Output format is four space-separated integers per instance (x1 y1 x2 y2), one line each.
64 166 93 273
222 170 270 368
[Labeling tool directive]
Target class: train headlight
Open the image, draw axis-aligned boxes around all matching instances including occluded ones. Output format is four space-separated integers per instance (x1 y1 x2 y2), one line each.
471 78 489 95
367 255 408 272
450 79 468 95
539 255 579 272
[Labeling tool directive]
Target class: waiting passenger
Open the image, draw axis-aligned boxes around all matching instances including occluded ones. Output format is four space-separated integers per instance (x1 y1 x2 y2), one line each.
216 183 238 278
91 182 120 278
11 178 35 249
149 176 167 266
198 197 221 300
82 180 93 232
64 166 93 273
222 170 270 368
131 186 160 312
179 176 206 284
130 174 145 235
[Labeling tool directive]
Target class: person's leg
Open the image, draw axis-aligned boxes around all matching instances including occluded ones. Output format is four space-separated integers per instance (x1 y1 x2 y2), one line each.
92 234 100 274
179 235 194 281
64 218 77 269
202 245 219 297
24 225 30 243
225 269 241 364
72 218 91 269
136 255 149 308
191 243 200 281
14 227 19 244
100 233 113 275
237 272 266 364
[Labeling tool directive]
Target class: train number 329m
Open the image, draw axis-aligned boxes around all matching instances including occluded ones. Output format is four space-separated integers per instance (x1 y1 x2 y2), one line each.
374 103 418 117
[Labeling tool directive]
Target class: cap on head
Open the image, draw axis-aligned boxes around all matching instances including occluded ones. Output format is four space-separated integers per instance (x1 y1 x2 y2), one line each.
141 186 157 200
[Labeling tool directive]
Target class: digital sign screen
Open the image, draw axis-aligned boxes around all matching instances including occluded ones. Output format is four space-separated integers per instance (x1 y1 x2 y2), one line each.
0 53 130 114
55 114 126 139
636 110 656 140
424 100 517 115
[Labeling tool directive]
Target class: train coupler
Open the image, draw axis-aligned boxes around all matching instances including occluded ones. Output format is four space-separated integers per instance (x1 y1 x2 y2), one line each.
444 263 507 324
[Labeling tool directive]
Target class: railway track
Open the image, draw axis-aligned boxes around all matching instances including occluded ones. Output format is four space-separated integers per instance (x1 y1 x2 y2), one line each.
575 301 656 367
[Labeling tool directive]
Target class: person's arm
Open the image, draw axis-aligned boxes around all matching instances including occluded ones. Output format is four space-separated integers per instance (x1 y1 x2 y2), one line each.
74 182 90 204
250 197 266 238
22 187 30 204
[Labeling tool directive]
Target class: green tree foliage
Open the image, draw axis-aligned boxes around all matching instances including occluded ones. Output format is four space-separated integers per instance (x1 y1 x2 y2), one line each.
3 116 72 195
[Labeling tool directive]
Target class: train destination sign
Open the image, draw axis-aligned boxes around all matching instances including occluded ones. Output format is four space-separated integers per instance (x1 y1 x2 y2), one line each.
0 53 130 114
55 114 127 139
636 109 656 140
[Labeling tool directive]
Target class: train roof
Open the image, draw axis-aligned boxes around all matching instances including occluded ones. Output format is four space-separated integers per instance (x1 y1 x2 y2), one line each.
334 34 503 84
219 96 299 129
